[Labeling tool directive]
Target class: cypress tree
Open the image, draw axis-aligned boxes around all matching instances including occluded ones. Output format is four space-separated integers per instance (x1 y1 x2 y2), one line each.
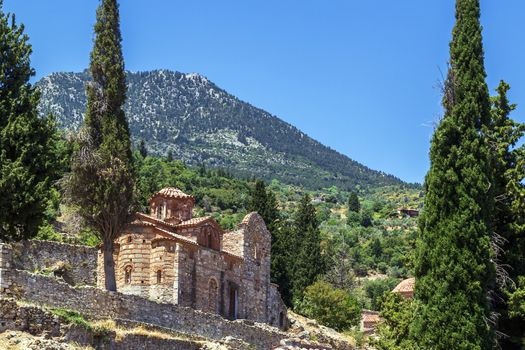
0 2 59 242
248 180 268 216
412 1 495 349
138 139 147 158
64 0 134 291
347 191 360 213
272 222 294 306
488 81 525 349
166 150 174 162
291 194 325 304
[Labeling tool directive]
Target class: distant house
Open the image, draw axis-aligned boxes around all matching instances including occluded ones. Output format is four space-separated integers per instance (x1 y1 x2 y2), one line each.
360 277 416 334
361 309 381 334
389 208 420 218
399 208 419 217
392 277 415 299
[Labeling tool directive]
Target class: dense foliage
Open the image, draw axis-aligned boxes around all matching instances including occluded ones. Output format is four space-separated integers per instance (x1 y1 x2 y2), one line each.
296 280 361 331
488 81 525 349
63 0 134 292
413 0 496 348
373 293 416 350
0 3 60 242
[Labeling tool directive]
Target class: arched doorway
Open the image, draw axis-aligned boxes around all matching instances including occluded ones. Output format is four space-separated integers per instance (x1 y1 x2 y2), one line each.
208 278 218 313
228 283 239 320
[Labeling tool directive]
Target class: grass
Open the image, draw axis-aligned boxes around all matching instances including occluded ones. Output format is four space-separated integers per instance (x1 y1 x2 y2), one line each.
51 308 92 331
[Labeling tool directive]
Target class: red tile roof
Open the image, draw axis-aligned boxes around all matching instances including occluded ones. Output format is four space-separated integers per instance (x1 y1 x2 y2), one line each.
393 277 415 293
175 216 212 228
154 227 199 246
362 311 381 323
149 187 194 202
135 212 178 229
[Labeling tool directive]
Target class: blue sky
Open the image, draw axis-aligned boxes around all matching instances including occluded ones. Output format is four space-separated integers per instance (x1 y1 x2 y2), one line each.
3 1 525 184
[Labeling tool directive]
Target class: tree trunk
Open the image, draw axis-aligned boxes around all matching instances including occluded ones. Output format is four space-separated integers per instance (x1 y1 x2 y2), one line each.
103 239 117 291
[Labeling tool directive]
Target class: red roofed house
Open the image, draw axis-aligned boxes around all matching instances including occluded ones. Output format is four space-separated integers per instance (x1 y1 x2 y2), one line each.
392 277 415 299
361 309 382 334
97 187 287 329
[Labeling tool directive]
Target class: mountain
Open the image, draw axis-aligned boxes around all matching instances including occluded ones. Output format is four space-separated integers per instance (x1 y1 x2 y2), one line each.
37 69 406 190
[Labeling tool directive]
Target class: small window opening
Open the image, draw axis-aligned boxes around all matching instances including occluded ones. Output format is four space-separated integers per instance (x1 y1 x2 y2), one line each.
157 270 162 284
124 267 132 284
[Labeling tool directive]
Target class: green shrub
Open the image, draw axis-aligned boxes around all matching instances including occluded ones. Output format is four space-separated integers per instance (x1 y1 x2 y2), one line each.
51 308 92 330
297 280 361 331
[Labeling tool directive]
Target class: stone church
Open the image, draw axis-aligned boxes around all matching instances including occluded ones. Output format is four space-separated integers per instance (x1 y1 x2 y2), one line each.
97 187 287 329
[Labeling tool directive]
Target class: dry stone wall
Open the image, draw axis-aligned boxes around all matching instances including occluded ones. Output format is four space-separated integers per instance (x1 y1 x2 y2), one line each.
0 298 206 350
10 240 97 286
3 269 288 350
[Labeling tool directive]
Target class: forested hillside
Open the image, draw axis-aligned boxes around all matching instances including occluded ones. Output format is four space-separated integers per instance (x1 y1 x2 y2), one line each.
37 70 409 190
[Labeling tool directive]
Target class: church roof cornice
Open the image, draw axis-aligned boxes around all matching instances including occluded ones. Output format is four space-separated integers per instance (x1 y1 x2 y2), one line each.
148 187 195 203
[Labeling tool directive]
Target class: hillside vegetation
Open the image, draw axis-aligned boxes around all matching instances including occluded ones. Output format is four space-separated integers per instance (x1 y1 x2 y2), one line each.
37 70 411 190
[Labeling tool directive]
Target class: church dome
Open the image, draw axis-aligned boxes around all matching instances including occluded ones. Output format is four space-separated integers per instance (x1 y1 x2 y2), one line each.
149 187 194 202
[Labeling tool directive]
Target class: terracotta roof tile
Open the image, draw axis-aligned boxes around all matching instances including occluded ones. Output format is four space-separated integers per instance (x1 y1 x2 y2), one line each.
392 277 415 293
149 187 194 202
175 216 212 228
154 227 199 246
135 212 178 228
128 219 155 227
362 312 381 323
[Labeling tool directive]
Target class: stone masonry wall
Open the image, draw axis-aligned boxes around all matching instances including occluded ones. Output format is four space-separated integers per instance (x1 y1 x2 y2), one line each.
0 243 12 293
0 298 205 350
3 269 287 350
10 240 97 286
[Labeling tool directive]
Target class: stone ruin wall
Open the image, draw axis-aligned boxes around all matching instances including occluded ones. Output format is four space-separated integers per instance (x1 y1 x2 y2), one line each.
0 298 206 350
237 214 274 324
0 266 287 350
8 240 97 286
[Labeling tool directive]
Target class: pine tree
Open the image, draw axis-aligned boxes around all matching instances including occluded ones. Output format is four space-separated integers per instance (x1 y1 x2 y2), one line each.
63 0 134 291
412 1 495 348
347 192 360 213
291 194 325 304
488 81 525 349
0 3 59 242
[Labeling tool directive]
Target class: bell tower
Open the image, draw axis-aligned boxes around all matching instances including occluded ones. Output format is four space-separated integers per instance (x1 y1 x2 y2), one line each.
149 187 195 223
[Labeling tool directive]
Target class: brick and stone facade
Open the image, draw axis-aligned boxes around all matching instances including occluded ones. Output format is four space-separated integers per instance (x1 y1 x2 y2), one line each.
97 187 287 329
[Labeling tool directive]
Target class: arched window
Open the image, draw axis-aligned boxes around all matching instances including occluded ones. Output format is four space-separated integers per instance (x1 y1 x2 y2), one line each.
254 242 262 264
124 266 132 284
279 312 285 328
208 278 218 313
156 270 162 284
206 232 212 248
